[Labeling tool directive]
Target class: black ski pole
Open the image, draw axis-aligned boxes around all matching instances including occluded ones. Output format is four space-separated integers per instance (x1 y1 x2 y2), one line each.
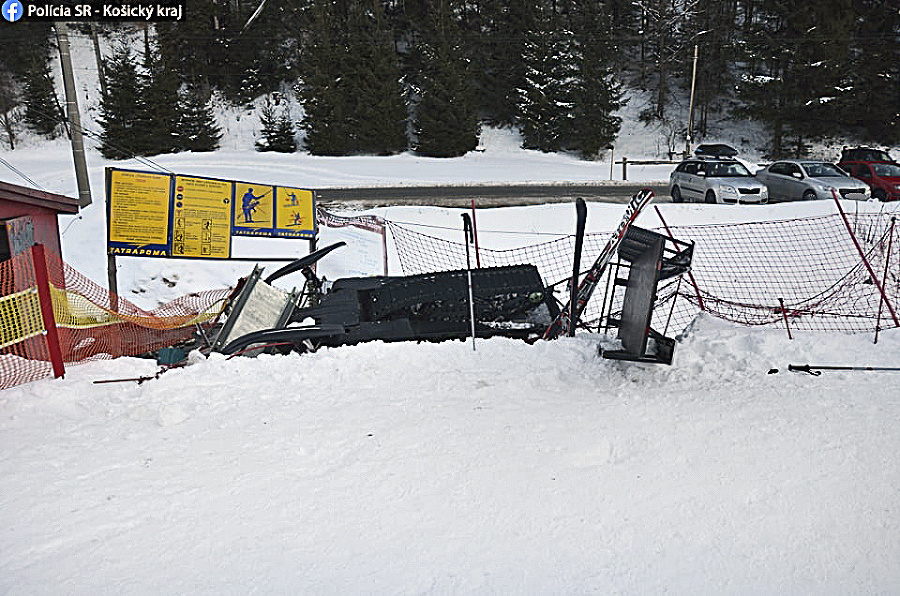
786 363 900 376
568 198 588 337
462 213 476 351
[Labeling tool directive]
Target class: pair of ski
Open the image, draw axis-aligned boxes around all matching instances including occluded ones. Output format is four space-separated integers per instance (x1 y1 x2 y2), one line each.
543 188 655 340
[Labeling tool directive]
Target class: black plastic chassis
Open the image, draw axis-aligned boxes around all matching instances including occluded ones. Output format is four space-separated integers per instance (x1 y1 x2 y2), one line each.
221 264 559 355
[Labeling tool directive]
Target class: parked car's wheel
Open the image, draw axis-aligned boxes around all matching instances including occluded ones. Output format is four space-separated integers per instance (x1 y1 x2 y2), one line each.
705 190 717 204
803 190 817 201
873 189 887 201
671 186 683 203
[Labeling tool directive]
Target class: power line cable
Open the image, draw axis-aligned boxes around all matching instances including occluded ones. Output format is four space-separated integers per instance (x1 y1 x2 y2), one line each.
0 156 46 190
25 103 174 174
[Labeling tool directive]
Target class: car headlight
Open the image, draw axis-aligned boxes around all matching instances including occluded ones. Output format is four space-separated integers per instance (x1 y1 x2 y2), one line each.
719 185 738 197
815 184 837 194
760 187 768 197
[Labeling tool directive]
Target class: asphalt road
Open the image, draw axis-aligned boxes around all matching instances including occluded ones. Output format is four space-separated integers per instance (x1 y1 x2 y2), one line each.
316 182 670 207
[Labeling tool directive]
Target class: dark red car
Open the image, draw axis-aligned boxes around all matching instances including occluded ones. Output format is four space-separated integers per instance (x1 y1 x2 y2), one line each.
838 161 900 201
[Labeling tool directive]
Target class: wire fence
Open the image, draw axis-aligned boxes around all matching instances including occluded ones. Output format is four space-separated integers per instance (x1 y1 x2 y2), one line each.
3 206 897 390
387 210 900 337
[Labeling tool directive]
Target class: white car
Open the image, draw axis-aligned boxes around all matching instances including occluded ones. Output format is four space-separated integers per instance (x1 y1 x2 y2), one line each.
670 158 769 204
755 160 871 202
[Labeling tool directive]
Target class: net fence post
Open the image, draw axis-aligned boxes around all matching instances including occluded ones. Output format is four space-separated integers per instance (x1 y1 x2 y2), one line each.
778 297 793 340
654 206 704 311
31 244 65 379
832 191 900 327
875 217 896 344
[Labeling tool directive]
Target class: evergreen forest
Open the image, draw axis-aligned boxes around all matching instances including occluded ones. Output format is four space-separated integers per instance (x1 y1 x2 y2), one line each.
0 0 897 159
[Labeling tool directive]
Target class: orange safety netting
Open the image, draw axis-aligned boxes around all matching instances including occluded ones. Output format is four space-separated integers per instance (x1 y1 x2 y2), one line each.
0 248 231 390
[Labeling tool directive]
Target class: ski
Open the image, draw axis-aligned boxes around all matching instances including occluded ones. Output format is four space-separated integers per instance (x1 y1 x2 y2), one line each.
543 188 655 340
566 198 588 337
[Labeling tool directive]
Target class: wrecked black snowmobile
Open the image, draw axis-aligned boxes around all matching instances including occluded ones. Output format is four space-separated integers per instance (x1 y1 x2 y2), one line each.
211 241 559 356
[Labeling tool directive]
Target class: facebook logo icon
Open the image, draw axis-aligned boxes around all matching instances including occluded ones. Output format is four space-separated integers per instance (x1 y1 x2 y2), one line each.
2 0 24 22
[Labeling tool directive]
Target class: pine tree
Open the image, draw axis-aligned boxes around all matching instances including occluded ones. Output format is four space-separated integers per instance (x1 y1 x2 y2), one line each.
298 0 407 155
352 27 408 155
840 0 900 144
256 97 297 152
98 44 153 159
2 21 57 141
686 0 739 138
0 69 20 150
142 47 181 155
156 0 297 104
413 40 481 157
568 1 625 159
176 85 221 153
518 12 579 153
298 33 354 156
736 0 855 156
21 56 63 138
473 0 536 126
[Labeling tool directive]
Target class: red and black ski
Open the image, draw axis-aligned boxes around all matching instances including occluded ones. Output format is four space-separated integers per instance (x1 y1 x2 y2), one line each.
543 188 655 340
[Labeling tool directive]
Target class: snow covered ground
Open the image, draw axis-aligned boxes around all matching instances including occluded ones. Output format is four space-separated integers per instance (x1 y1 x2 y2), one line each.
3 313 900 593
2 137 900 593
2 30 900 593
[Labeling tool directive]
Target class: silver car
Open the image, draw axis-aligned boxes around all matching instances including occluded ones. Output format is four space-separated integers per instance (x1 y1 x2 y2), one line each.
670 158 768 204
755 160 871 202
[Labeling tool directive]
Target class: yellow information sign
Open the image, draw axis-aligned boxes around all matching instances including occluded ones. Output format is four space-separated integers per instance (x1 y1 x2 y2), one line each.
233 182 275 236
107 168 318 258
275 187 316 238
107 169 171 255
172 176 233 259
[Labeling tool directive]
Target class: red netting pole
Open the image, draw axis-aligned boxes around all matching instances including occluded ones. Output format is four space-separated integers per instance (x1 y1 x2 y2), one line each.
875 217 896 344
31 244 65 379
778 297 793 340
654 206 704 311
831 191 899 327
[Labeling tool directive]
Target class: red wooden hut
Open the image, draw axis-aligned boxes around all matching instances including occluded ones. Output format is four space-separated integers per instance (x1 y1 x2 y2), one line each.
0 180 79 261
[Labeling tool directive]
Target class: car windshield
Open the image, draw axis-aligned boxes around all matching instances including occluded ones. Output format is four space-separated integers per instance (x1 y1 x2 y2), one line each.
802 162 844 177
705 162 751 177
873 163 900 177
848 149 894 161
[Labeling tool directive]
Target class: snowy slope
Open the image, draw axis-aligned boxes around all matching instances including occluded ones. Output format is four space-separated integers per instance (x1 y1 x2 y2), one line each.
1 30 900 595
2 315 900 593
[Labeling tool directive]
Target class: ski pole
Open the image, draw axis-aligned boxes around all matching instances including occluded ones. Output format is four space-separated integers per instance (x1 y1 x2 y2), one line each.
568 198 587 337
785 363 900 376
462 213 476 351
93 368 168 385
